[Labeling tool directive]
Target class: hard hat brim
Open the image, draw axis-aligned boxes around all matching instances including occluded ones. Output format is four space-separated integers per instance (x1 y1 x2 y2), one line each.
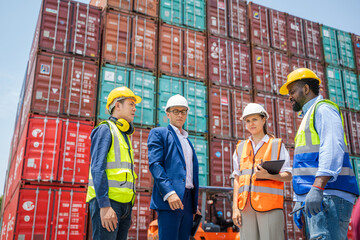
279 77 321 95
134 96 142 104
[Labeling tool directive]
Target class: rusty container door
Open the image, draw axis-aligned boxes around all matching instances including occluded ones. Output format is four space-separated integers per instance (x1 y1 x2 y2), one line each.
130 129 152 189
287 14 306 57
207 0 227 37
90 0 132 12
231 40 251 89
210 87 232 139
184 29 206 80
232 90 252 140
254 93 276 135
70 2 101 58
252 47 273 93
248 2 270 48
304 19 323 61
289 56 307 71
273 51 290 94
228 0 248 41
134 0 158 17
268 9 287 51
275 97 295 146
209 139 236 187
352 34 360 70
102 11 132 65
208 36 231 86
131 15 157 70
307 60 327 98
128 193 152 239
159 24 183 76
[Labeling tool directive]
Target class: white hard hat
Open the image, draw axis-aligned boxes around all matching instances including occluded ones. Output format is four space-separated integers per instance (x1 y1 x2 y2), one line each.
240 103 269 120
165 94 190 112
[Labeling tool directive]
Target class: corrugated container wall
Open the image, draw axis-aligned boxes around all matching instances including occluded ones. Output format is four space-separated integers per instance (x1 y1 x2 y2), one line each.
342 70 360 110
268 9 287 51
188 135 208 186
304 19 323 60
90 0 158 17
336 30 355 69
286 14 306 57
248 2 270 48
1 186 88 240
347 112 360 155
352 34 360 70
326 65 346 108
321 25 340 65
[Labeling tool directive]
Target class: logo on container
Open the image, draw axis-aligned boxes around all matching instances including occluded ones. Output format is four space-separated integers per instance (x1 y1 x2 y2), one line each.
253 12 259 19
23 201 35 211
256 56 262 63
40 64 50 75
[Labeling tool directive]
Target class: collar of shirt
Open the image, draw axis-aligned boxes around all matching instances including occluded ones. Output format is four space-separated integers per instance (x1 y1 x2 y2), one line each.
249 134 270 154
170 123 188 138
302 95 323 115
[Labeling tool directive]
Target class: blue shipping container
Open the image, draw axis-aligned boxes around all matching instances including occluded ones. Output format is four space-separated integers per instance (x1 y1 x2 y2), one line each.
342 70 360 110
97 64 156 126
188 135 208 186
157 75 207 133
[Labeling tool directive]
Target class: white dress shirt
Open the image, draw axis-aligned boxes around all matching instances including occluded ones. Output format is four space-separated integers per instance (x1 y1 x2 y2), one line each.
163 124 194 201
232 134 291 176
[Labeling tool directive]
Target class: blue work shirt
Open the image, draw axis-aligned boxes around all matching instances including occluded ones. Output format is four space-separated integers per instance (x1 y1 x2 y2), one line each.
294 96 356 204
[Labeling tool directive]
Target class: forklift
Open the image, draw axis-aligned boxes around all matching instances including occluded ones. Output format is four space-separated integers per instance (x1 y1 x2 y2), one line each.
147 186 240 240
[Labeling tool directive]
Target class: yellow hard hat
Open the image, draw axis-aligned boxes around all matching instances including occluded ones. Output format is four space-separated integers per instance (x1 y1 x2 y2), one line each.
279 68 321 95
106 86 141 111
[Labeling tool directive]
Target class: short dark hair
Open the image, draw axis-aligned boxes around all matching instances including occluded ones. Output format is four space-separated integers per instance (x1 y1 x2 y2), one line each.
297 78 320 96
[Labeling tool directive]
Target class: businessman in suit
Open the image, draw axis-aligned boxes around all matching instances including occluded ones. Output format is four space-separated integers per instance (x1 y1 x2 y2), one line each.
148 94 199 240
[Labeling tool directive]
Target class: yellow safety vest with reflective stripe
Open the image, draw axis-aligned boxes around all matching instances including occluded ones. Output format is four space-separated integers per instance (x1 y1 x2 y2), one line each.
293 99 359 196
236 137 284 212
86 120 137 204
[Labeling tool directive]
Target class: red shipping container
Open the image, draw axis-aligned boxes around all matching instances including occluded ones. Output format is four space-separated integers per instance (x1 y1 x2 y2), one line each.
290 56 307 71
248 2 270 47
284 200 296 240
128 193 152 239
133 0 158 17
159 24 183 76
130 129 152 189
102 11 132 65
287 14 306 57
29 0 101 64
273 51 290 94
304 20 323 61
21 52 98 123
252 47 274 93
232 90 252 140
307 60 327 98
209 139 236 187
4 115 92 203
208 37 251 88
131 15 157 70
254 93 276 135
228 0 248 41
268 9 287 51
1 185 88 240
209 87 232 138
90 0 132 12
275 97 296 146
207 0 227 37
352 34 360 70
184 30 207 79
347 111 360 155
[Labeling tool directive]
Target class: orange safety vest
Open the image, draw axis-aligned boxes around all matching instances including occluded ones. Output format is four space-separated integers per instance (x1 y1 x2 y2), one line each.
236 137 284 212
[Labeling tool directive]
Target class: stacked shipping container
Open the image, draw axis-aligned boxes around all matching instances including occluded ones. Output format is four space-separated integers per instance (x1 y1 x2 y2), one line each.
2 0 360 239
1 0 101 239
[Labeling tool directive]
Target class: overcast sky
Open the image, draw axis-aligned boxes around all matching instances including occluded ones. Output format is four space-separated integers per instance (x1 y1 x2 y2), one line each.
0 0 359 194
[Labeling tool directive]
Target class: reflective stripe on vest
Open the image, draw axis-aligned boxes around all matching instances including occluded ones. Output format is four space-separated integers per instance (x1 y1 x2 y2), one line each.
236 137 284 212
293 99 359 196
86 120 137 203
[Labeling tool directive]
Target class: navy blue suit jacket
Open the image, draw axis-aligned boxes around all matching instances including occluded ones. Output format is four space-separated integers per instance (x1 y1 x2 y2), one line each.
148 125 199 213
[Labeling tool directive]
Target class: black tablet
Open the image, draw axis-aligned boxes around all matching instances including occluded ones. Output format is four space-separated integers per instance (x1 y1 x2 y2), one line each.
260 160 285 174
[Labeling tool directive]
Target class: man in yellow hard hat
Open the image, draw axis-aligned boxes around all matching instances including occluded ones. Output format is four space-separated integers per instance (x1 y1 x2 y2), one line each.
86 86 141 240
280 68 359 239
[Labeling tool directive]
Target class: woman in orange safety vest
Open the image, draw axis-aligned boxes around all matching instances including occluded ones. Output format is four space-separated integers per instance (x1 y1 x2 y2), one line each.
232 103 292 240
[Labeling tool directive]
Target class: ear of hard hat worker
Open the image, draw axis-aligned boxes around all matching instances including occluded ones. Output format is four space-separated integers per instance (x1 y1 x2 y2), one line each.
165 94 190 112
279 68 321 95
240 103 269 120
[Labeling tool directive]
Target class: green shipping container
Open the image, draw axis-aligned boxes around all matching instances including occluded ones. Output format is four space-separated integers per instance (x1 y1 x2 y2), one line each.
157 75 208 133
322 25 339 66
351 157 360 188
188 135 208 186
160 0 206 31
326 66 345 108
97 64 156 126
337 30 355 69
342 70 360 110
